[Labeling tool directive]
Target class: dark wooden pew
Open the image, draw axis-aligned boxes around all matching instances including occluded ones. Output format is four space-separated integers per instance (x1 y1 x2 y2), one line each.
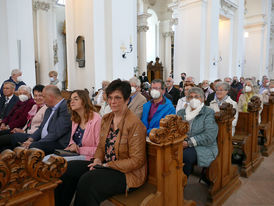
260 93 274 156
108 115 196 206
232 96 263 177
0 147 67 206
207 103 241 205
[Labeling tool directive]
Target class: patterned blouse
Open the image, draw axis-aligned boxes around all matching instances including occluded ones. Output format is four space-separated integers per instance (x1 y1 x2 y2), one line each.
72 125 85 147
104 122 119 162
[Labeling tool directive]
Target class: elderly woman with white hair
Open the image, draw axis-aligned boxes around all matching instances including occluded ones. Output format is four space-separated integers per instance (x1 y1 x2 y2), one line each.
209 82 238 136
177 87 218 177
0 85 35 135
128 77 147 118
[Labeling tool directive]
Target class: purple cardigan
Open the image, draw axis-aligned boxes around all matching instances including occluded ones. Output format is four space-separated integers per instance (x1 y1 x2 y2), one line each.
2 98 35 129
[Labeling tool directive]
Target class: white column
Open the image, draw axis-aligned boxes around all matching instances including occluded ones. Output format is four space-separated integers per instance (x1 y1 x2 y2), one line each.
33 0 57 85
244 0 272 79
65 0 95 90
163 32 173 80
172 0 207 84
137 13 151 75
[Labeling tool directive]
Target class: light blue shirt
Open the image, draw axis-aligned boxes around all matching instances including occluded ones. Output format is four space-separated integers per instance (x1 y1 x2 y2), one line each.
41 99 64 139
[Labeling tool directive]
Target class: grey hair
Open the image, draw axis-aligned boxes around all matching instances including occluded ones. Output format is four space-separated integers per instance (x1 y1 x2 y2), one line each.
151 79 165 89
44 85 61 97
216 82 230 91
167 77 174 82
18 85 31 94
4 82 16 89
245 80 254 87
11 69 21 76
188 87 205 101
129 77 141 87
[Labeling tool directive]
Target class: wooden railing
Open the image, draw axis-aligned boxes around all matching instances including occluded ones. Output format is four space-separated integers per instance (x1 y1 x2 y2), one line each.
207 103 241 205
232 96 264 177
0 147 67 206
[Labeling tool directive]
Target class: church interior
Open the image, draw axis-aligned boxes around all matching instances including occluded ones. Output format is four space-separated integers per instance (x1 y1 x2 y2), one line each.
0 0 274 206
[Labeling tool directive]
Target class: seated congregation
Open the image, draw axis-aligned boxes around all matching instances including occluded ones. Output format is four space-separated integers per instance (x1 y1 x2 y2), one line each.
1 69 274 206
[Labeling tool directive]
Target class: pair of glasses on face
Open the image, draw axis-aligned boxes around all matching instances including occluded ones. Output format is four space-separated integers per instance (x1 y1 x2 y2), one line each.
188 95 200 100
107 96 123 102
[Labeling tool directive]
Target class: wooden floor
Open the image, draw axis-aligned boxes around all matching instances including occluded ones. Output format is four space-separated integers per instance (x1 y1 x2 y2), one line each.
102 151 274 206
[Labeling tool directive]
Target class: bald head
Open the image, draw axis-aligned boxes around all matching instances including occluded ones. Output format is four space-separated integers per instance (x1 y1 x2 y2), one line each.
43 85 62 107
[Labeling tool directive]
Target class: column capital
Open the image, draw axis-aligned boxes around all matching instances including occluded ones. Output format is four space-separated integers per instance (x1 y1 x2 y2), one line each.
137 25 149 33
137 13 152 27
162 32 174 38
33 0 50 12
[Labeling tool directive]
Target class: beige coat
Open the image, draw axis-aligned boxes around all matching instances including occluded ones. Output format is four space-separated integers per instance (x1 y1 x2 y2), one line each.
94 109 147 188
209 96 238 136
128 92 147 119
238 93 263 123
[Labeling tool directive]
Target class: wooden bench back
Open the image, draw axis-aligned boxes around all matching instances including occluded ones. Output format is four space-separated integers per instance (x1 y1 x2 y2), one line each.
0 147 67 206
233 96 263 177
261 93 274 156
207 103 241 205
109 115 195 206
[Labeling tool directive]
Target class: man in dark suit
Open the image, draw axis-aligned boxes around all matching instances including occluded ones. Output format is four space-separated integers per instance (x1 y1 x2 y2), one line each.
3 85 71 155
0 82 19 121
165 77 180 105
139 72 149 84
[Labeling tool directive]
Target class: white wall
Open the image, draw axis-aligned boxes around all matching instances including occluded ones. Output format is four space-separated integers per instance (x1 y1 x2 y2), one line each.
66 0 137 91
0 0 36 88
111 0 137 81
0 0 9 85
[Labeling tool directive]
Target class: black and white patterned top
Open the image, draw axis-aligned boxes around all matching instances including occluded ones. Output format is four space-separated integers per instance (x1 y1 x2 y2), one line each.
104 122 119 163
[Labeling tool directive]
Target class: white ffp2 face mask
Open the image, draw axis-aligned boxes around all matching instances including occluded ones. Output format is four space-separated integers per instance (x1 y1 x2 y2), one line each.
245 86 252 93
150 89 161 99
19 94 29 102
270 88 274 93
50 77 55 82
189 98 201 109
17 76 22 82
131 87 136 94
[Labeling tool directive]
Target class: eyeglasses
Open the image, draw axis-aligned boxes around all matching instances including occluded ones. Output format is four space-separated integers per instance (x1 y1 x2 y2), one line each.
216 89 226 92
107 96 123 102
188 95 201 100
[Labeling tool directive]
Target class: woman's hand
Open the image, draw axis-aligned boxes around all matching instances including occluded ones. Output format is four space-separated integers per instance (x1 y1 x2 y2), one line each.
183 140 188 148
88 158 102 170
21 138 33 149
0 123 6 130
11 128 24 133
66 143 79 153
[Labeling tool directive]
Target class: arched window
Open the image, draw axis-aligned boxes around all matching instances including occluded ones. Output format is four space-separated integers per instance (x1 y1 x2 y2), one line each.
146 9 159 62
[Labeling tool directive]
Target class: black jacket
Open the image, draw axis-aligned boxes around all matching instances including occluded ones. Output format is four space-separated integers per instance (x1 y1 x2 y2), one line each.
0 95 19 119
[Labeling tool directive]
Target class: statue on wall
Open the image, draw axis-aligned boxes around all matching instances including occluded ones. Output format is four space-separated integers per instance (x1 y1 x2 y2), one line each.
76 36 85 68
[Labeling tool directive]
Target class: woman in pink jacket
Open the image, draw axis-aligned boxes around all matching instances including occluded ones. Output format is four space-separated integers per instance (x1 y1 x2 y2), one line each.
61 90 101 161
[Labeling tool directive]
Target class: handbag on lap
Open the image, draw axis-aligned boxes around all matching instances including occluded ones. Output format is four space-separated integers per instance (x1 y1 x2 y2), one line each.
54 149 80 157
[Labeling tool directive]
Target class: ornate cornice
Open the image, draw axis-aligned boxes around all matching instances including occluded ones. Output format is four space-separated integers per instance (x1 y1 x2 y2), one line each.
137 25 149 33
220 0 238 19
244 14 266 29
33 0 50 12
